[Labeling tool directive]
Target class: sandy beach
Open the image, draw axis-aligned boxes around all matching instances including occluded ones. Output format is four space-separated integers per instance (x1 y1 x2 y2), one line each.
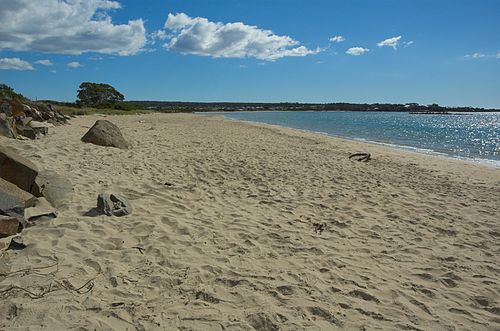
0 113 499 330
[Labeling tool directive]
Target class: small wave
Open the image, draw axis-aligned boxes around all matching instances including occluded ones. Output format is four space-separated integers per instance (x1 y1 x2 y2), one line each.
201 112 500 168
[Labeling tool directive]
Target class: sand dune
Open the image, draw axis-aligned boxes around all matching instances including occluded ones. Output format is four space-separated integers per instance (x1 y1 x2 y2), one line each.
1 113 499 330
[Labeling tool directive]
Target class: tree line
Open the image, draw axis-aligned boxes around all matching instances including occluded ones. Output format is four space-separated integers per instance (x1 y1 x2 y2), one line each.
2 82 498 112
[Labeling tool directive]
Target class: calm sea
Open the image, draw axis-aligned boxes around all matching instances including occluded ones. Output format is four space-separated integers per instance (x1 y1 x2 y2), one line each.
209 111 500 167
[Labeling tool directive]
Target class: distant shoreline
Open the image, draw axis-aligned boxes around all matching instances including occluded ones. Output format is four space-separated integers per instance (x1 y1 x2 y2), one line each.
127 101 500 113
41 99 500 113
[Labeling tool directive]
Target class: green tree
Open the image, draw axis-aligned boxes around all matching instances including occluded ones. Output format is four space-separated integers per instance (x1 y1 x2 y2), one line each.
76 82 124 107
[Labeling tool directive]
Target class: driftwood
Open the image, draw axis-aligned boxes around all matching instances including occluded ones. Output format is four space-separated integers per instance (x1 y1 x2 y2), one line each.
0 260 98 299
0 274 97 299
349 153 371 162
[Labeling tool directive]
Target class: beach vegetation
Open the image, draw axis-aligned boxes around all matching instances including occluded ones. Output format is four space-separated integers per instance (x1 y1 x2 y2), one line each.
76 82 125 108
0 83 27 101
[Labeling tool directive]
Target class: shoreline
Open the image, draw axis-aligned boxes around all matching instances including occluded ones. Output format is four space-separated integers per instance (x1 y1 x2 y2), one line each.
1 113 499 330
209 113 500 169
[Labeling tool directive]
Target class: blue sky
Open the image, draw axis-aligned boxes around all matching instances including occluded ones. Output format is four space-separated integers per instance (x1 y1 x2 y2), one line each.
0 0 499 108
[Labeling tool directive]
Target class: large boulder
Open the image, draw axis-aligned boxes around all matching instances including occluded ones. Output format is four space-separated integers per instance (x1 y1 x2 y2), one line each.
0 145 38 192
81 120 130 149
0 178 36 211
0 177 34 232
31 170 73 208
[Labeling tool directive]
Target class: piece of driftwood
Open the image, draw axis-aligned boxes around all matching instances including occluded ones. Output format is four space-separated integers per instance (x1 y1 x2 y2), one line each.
349 153 371 162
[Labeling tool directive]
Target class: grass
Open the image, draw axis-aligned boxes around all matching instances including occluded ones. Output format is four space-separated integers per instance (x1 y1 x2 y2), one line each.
54 105 161 116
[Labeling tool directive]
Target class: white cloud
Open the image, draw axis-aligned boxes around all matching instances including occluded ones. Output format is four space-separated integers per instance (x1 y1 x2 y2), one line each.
464 52 500 60
0 0 146 56
346 47 370 56
404 41 414 47
329 35 345 43
162 13 319 61
150 30 168 44
0 57 34 70
67 61 82 68
377 36 402 49
35 59 53 66
465 53 486 59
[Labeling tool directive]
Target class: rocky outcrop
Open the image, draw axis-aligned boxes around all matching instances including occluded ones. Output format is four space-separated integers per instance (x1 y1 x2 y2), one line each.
0 144 65 250
0 145 39 192
81 120 130 149
0 99 69 140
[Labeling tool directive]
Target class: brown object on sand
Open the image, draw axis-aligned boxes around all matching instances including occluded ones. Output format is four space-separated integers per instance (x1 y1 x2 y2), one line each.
349 152 371 162
0 215 20 238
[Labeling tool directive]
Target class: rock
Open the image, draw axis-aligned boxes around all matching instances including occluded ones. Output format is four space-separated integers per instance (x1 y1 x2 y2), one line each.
0 115 16 138
0 100 68 142
24 197 57 223
0 235 25 251
28 121 49 136
0 101 13 116
0 236 9 251
0 178 33 231
21 117 32 126
0 235 26 252
0 177 36 211
81 120 130 149
24 106 43 122
0 145 39 192
16 125 36 139
0 215 19 238
31 170 73 208
97 193 132 217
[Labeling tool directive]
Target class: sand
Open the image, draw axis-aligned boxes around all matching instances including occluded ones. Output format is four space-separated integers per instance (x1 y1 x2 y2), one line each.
0 113 499 330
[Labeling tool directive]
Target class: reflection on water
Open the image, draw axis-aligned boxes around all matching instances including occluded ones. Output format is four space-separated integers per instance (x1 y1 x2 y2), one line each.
212 111 500 166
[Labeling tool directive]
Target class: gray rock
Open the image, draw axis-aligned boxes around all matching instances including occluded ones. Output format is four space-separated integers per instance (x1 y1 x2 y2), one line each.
0 145 39 192
24 197 57 223
0 235 25 251
97 193 132 217
81 120 130 149
0 177 36 211
0 115 16 138
16 125 36 139
31 170 73 208
21 117 32 126
28 121 49 136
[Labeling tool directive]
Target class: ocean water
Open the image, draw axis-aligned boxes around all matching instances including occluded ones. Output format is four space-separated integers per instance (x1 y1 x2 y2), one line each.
210 111 500 166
